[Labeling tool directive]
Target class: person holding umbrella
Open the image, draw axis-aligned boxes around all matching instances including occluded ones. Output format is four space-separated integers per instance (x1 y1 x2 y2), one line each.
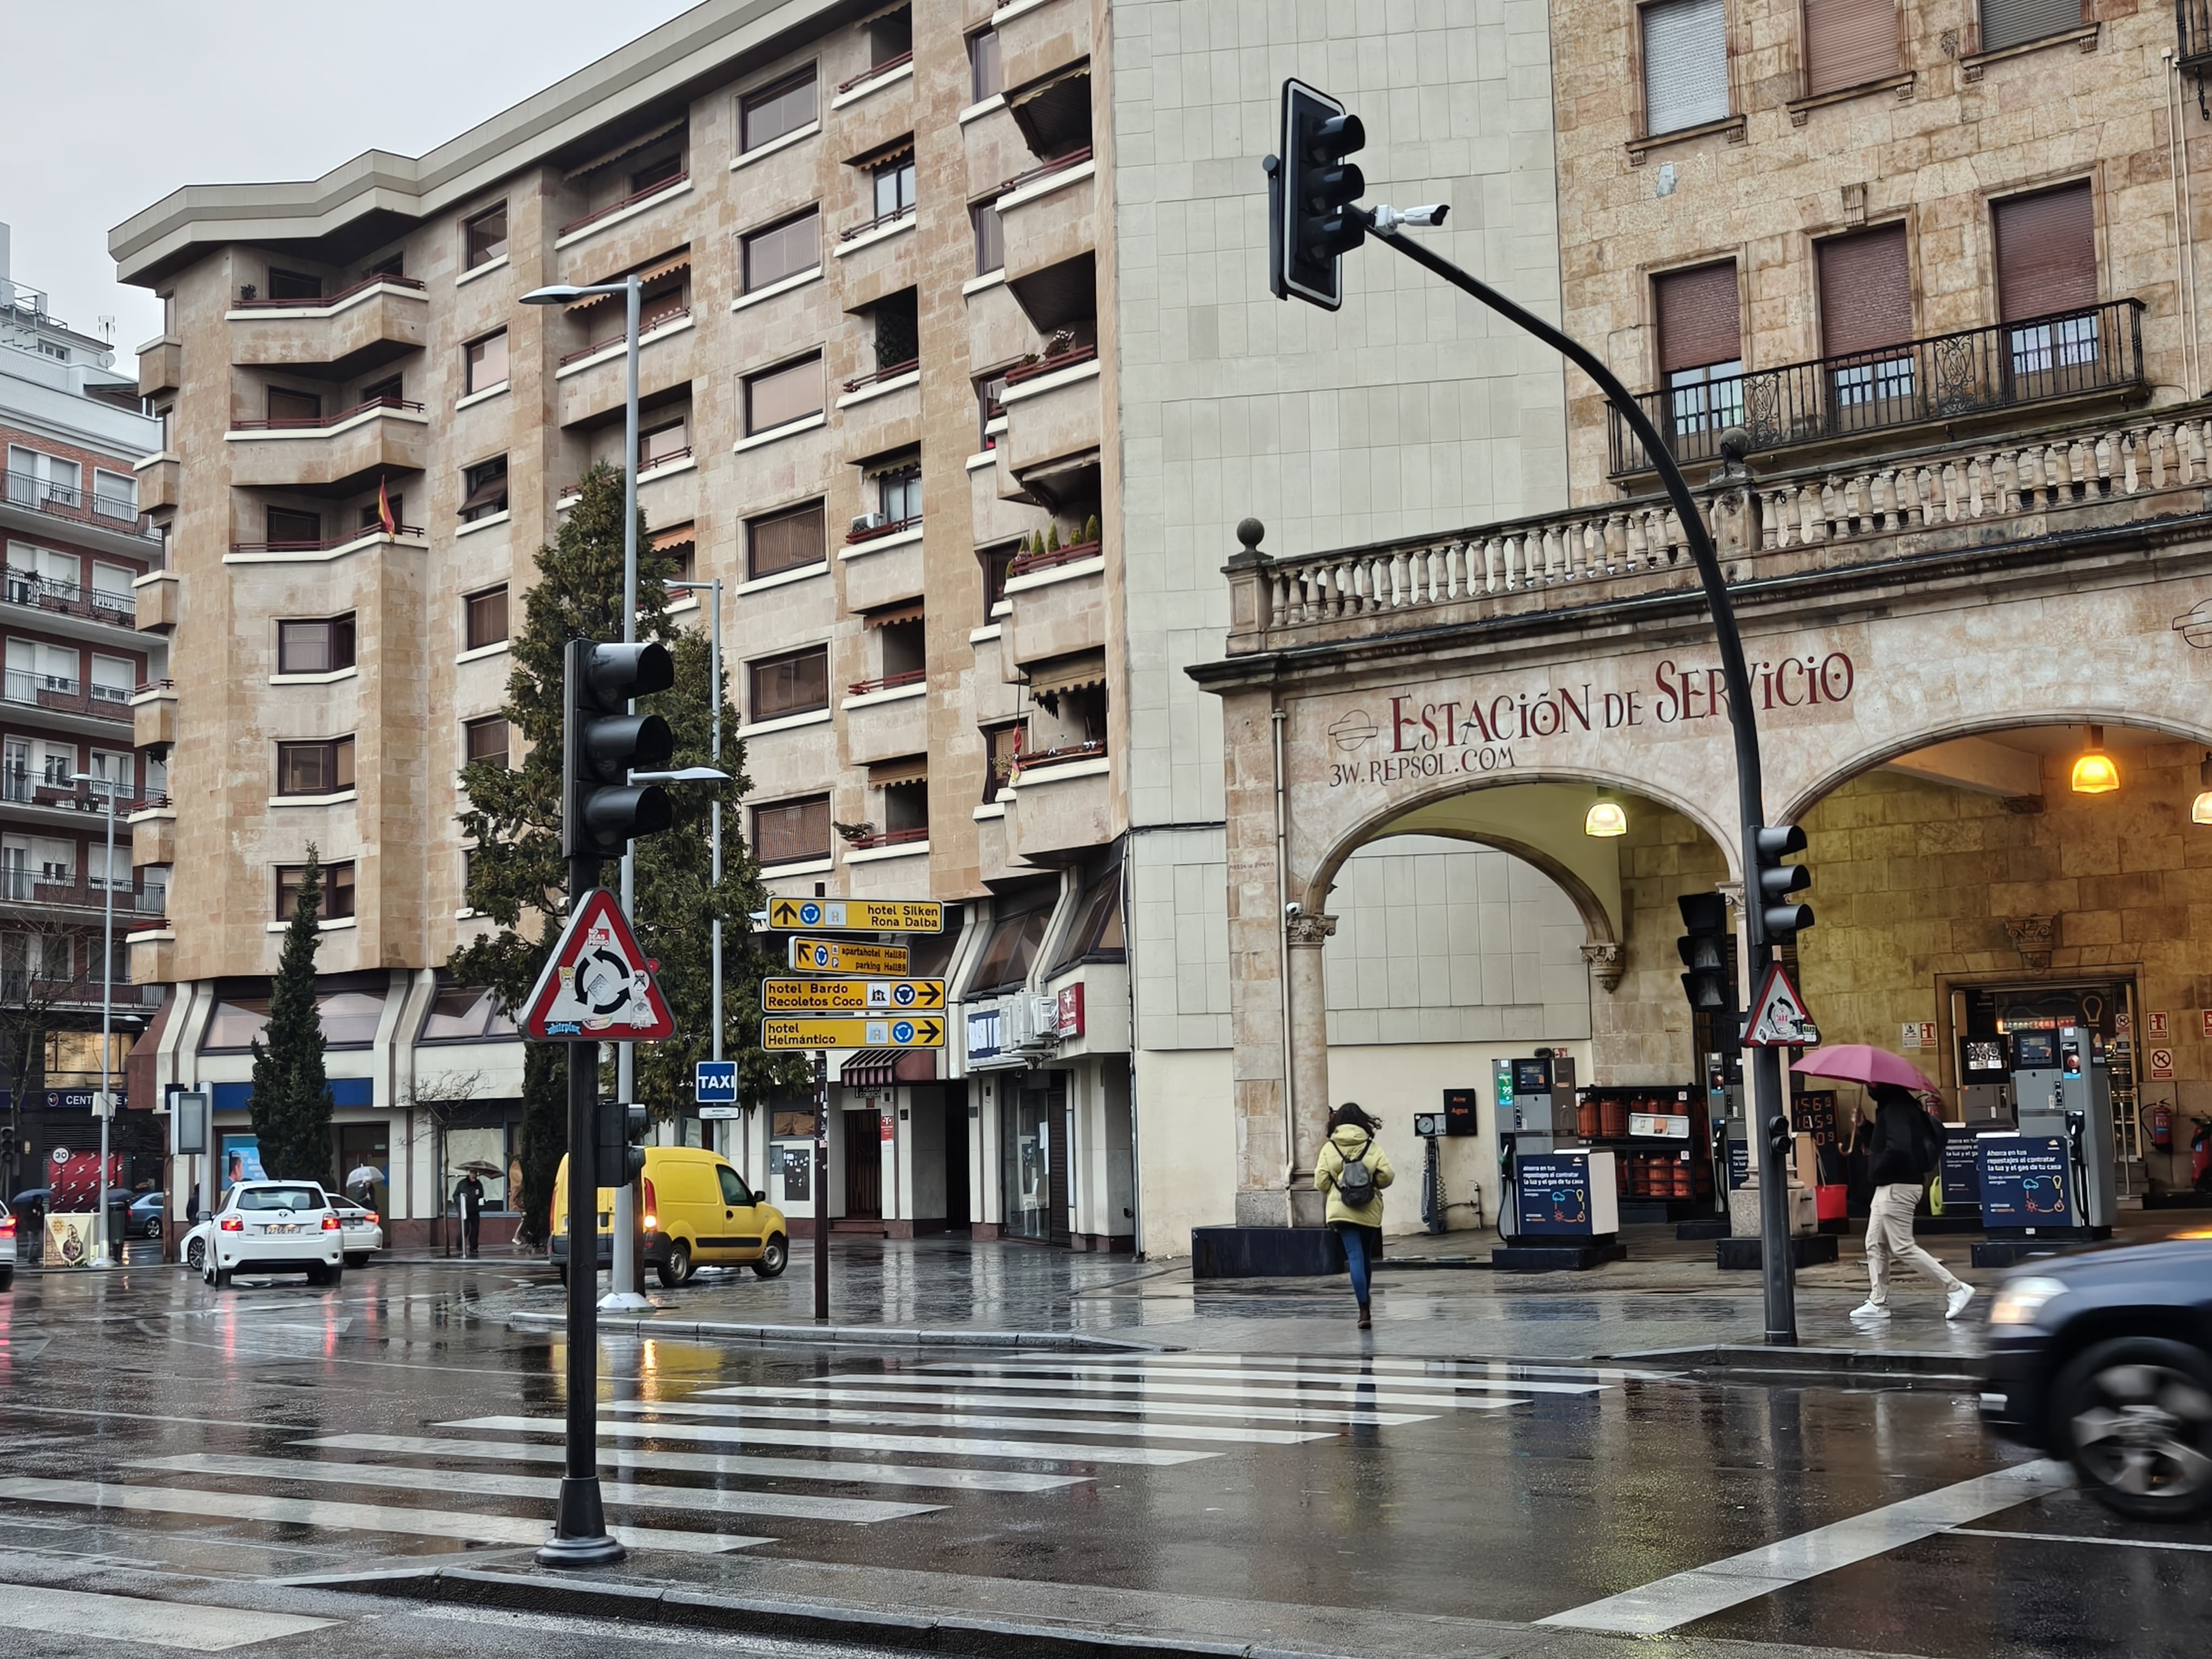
454 1165 487 1258
343 1162 383 1208
1793 1047 1973 1324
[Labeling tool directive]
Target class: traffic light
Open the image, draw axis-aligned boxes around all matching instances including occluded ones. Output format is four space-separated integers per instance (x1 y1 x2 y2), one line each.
596 1101 648 1186
1677 892 1735 1015
563 639 676 861
1752 823 1815 945
1270 79 1366 311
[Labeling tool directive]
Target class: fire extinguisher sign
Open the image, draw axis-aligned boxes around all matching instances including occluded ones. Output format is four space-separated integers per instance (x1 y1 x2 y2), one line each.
2149 1047 2175 1081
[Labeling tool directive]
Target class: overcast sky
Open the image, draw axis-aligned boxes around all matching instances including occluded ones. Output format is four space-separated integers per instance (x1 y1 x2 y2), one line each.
2 1 700 352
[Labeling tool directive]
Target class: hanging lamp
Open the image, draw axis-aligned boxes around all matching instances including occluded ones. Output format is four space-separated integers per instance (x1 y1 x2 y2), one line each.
2069 725 2119 795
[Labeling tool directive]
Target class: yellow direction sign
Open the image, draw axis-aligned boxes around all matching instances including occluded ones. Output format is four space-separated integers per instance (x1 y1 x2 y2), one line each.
766 898 944 933
763 977 946 1013
761 1015 946 1051
788 937 911 976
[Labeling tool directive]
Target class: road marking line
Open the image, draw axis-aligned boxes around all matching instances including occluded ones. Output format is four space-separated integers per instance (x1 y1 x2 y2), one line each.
443 1414 1219 1466
694 1384 1455 1425
915 1361 1603 1396
299 1434 1089 1492
826 1372 1545 1406
611 1399 1332 1446
0 1476 768 1556
0 1583 335 1651
128 1453 939 1523
1132 1354 1668 1382
1950 1526 2212 1554
1536 1460 2073 1634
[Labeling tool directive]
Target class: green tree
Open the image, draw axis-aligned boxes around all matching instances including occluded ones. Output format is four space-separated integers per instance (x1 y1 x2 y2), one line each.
249 846 334 1182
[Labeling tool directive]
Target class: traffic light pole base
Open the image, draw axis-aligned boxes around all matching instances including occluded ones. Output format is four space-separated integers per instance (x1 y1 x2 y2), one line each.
1716 1234 1838 1271
536 1482 626 1568
598 1290 653 1312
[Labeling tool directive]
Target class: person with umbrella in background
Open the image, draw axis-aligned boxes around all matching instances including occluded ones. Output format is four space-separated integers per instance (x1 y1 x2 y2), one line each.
343 1162 382 1208
454 1165 486 1258
1793 1046 1974 1324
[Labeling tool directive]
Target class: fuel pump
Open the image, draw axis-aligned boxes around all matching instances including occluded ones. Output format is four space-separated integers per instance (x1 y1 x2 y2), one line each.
1975 1023 2116 1247
1494 1051 1621 1267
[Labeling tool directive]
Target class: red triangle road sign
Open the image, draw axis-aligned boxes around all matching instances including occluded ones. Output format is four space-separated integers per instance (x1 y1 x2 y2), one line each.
521 889 677 1042
1743 961 1820 1048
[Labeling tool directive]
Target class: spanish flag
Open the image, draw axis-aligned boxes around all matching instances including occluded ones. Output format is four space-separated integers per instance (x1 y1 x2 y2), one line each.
376 476 396 535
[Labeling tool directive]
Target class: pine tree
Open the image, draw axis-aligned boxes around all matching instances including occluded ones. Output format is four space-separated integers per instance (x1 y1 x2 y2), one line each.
249 846 334 1182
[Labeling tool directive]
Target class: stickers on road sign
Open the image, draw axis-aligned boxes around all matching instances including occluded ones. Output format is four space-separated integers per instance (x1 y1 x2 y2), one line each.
1742 962 1819 1048
762 978 946 1013
521 891 674 1041
766 898 943 933
787 938 912 976
760 1016 946 1051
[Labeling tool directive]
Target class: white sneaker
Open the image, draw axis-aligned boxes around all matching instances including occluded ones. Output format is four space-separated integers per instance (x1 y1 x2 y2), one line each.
1946 1283 1976 1321
1849 1300 1891 1321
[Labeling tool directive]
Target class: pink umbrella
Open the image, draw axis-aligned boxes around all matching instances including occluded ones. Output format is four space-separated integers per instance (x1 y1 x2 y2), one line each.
1790 1045 1939 1094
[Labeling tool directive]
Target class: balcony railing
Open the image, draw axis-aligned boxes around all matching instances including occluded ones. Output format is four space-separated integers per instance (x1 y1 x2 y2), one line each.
840 201 916 242
558 173 690 237
1009 739 1107 775
838 49 912 93
1609 299 2146 476
2 772 157 814
4 571 136 623
1008 538 1100 578
999 146 1094 200
556 305 692 366
0 867 160 911
848 669 926 696
843 356 920 394
845 513 922 545
1004 343 1096 387
2 670 132 721
2184 0 2212 65
230 394 425 432
227 524 425 554
232 272 426 310
845 825 928 850
4 471 158 540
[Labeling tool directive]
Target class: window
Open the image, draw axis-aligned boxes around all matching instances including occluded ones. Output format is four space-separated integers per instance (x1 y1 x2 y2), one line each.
873 154 917 223
982 721 1026 801
869 6 912 70
1050 872 1125 971
870 289 919 373
90 563 133 613
979 542 1017 609
629 146 685 196
1995 183 2099 373
717 1164 754 1207
464 203 508 268
90 748 132 798
753 794 830 865
741 68 818 151
744 209 820 291
266 386 321 426
464 585 508 650
968 28 1001 102
1655 261 1743 436
1641 0 1730 137
89 655 133 704
1978 0 2082 54
460 456 509 522
749 645 830 720
464 330 509 394
421 984 518 1042
5 638 77 694
266 506 322 546
278 613 356 675
277 861 356 921
315 986 380 1042
975 371 1009 447
640 415 690 470
882 778 928 839
464 716 511 770
203 997 272 1049
1802 0 1897 97
969 890 1053 991
1818 225 1914 407
876 614 926 684
276 737 355 796
368 251 406 279
266 268 322 301
360 373 404 406
359 491 404 530
92 469 137 519
876 464 922 525
972 200 1004 276
6 447 77 509
745 354 825 434
747 500 827 579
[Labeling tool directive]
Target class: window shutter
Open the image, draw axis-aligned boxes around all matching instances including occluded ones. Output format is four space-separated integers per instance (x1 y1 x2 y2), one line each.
1656 262 1742 373
1642 0 1731 137
1803 0 1897 96
1817 226 1913 356
1994 184 2096 321
1977 0 2081 55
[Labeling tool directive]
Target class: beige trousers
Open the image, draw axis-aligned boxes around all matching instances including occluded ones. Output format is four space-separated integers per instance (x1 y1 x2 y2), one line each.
1865 1182 1963 1304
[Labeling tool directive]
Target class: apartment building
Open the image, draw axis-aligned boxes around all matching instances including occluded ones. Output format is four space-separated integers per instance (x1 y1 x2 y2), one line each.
113 0 1573 1253
0 227 167 1204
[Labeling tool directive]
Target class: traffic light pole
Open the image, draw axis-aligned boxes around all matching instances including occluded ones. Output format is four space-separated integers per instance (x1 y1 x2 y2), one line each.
610 273 649 1311
542 856 625 1567
813 1047 830 1321
1361 217 1798 1344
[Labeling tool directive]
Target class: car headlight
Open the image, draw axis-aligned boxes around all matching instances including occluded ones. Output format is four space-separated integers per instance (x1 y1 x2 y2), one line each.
1988 1276 2068 1326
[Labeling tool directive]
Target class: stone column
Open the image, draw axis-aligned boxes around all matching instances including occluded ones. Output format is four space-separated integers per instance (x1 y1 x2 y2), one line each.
1223 686 1293 1229
1284 912 1337 1228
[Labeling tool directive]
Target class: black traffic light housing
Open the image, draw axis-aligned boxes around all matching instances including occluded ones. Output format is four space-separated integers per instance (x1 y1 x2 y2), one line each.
1677 891 1735 1015
596 1101 648 1188
563 639 676 861
1269 79 1366 311
1752 823 1815 945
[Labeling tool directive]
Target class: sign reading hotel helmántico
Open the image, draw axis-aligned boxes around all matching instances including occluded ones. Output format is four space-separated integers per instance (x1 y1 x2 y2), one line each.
1324 651 1859 788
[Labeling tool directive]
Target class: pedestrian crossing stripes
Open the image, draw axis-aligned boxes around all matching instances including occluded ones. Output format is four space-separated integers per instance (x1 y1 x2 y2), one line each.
0 1352 1617 1567
0 1582 334 1653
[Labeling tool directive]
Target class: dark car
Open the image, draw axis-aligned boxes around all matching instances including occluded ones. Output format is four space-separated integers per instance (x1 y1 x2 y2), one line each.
126 1192 164 1239
1980 1231 2212 1520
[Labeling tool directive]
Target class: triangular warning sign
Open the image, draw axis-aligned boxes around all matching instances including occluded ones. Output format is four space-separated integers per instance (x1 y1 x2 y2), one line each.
521 889 676 1042
1743 961 1820 1048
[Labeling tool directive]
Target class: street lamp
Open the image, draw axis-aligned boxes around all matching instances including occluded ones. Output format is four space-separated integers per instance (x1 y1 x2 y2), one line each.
664 576 729 1164
70 770 122 1265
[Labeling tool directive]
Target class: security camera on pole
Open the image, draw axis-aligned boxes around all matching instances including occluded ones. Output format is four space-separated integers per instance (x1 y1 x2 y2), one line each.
1265 78 1817 1344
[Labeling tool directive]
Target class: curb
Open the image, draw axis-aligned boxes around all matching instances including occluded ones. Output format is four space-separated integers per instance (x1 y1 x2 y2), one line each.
505 1310 1163 1353
1613 1341 1981 1388
287 1565 1350 1659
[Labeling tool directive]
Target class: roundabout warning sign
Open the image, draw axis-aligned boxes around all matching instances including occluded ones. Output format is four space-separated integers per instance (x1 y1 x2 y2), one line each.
521 889 676 1041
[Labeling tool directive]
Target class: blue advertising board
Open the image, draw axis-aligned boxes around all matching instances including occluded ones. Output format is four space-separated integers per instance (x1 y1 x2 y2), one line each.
1940 1127 1982 1209
1515 1153 1595 1237
693 1060 739 1105
1976 1134 2073 1229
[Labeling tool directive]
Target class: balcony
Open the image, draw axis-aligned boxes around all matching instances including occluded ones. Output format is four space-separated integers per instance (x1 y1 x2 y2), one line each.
994 0 1092 92
3 670 134 729
556 173 692 247
999 345 1100 497
996 149 1097 285
557 311 696 427
132 679 178 747
1 772 161 819
0 866 161 916
841 519 925 613
1004 743 1113 864
138 338 181 397
1609 300 2148 478
3 570 140 638
844 676 928 765
227 275 427 374
129 807 176 866
1004 542 1104 669
225 396 429 490
3 470 160 547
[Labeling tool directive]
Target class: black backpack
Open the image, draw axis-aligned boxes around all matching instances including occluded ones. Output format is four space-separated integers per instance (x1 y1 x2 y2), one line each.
1334 1136 1375 1204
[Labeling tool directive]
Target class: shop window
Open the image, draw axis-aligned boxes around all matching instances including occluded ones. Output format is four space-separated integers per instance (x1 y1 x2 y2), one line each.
1817 225 1914 408
421 983 518 1042
744 208 820 291
460 456 509 522
968 26 1001 102
1641 0 1729 136
275 736 355 797
464 716 511 770
276 861 356 921
740 68 818 152
744 354 824 434
316 987 382 1044
973 200 1004 276
278 613 355 675
202 997 272 1050
464 329 509 394
753 794 831 866
1655 261 1743 436
464 585 508 650
969 888 1053 992
1802 0 1897 96
748 500 826 579
1049 871 1125 972
1995 183 2099 374
1978 0 2082 53
464 202 508 268
749 644 829 720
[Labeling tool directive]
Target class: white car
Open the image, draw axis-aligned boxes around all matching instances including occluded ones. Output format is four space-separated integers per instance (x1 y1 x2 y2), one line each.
195 1181 345 1287
1 1199 15 1291
328 1199 385 1267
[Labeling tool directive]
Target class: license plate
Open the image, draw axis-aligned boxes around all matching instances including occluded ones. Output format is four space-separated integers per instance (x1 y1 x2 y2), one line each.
265 1223 298 1234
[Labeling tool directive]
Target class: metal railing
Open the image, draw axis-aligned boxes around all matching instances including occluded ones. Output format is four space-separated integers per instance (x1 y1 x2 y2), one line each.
229 394 425 432
227 523 424 554
1 670 133 720
232 272 426 310
0 867 159 909
3 471 158 539
2184 0 2212 65
843 356 920 394
1609 299 2146 475
848 669 926 696
845 825 928 850
4 571 137 623
1004 343 1096 387
1 772 155 814
840 200 916 242
558 173 691 237
556 305 692 366
844 512 922 545
999 146 1094 199
1008 538 1101 578
1009 739 1108 776
838 49 912 92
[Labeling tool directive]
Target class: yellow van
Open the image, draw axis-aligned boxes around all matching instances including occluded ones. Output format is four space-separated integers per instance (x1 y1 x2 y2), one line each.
550 1145 787 1287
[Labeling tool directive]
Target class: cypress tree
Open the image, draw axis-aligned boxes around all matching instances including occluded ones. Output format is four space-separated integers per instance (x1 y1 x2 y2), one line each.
249 846 334 1182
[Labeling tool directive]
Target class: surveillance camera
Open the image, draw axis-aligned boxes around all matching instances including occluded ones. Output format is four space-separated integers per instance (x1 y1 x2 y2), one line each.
1284 901 1303 919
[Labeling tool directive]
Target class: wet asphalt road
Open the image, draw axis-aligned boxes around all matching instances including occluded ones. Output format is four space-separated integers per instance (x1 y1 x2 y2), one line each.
0 1254 2204 1659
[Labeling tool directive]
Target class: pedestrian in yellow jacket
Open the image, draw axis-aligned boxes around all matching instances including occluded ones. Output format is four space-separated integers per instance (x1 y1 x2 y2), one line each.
1313 1103 1394 1328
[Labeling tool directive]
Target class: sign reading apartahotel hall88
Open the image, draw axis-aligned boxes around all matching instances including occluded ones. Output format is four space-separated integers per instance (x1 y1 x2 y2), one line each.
1324 650 1860 788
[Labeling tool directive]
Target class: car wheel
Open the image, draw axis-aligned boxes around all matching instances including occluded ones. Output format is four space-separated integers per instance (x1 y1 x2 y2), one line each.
185 1238 205 1273
657 1239 692 1289
0 1267 12 1292
146 1218 161 1240
753 1235 788 1279
556 1265 568 1288
213 1267 232 1288
2054 1337 2212 1521
345 1253 367 1269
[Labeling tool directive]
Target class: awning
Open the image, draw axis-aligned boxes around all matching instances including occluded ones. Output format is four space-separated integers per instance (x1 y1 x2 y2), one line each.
840 1048 938 1088
864 599 925 628
653 521 696 552
1008 63 1092 158
860 447 921 479
564 117 685 181
568 249 693 312
1026 648 1106 699
868 755 929 786
851 137 915 171
1008 59 1091 112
